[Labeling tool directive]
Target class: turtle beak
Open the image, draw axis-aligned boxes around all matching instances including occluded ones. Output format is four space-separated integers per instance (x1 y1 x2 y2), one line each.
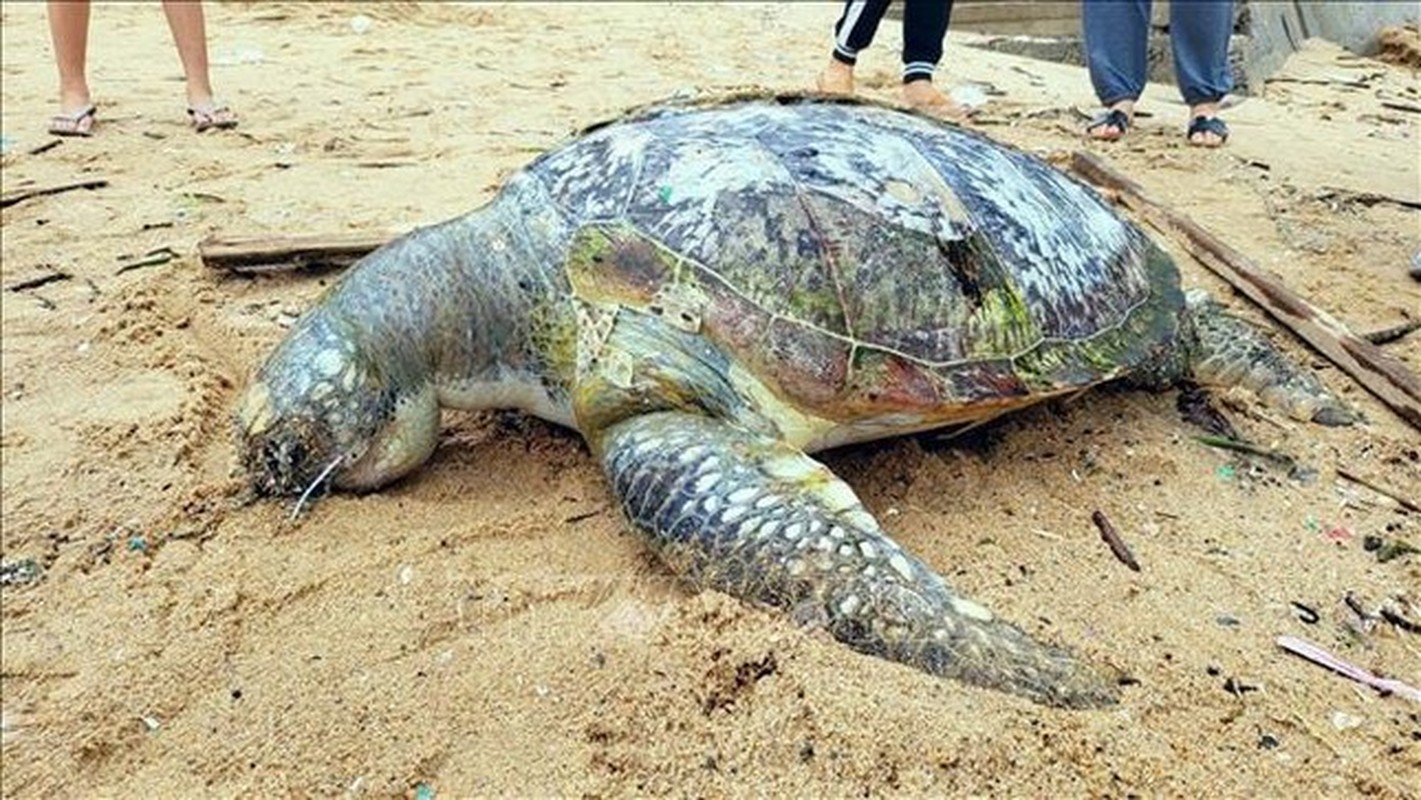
236 379 312 496
235 378 354 497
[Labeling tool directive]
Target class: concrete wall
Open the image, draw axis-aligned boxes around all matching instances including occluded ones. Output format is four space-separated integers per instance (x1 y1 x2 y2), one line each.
959 0 1419 94
1243 1 1420 86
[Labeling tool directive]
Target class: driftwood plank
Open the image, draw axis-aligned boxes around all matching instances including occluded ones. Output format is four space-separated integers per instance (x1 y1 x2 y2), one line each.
1071 150 1421 432
199 232 395 273
1 178 108 209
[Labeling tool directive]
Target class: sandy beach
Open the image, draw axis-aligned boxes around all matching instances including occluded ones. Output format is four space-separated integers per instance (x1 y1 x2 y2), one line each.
2 3 1418 796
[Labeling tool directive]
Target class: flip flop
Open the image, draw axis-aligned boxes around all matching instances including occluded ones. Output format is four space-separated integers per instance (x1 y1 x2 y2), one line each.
188 103 239 133
48 105 96 137
1187 115 1229 147
1085 108 1131 141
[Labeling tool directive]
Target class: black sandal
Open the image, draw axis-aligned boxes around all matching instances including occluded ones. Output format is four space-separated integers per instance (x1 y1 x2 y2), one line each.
1085 108 1131 141
1187 115 1229 147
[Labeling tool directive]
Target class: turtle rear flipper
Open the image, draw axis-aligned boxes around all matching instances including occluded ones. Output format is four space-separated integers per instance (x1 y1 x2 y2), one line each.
594 410 1120 709
1183 291 1358 426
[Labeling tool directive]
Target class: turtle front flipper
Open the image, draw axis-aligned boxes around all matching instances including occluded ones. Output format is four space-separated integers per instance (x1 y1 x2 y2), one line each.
1182 291 1358 425
593 410 1120 709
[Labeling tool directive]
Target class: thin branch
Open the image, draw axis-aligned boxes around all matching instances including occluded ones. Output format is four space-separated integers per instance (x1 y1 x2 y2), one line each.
1 178 108 209
6 271 72 292
1335 467 1420 513
1091 510 1141 572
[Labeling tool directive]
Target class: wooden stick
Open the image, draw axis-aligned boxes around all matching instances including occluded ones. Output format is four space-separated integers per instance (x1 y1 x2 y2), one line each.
27 139 63 156
1335 466 1420 513
6 271 71 292
1361 319 1421 346
1072 151 1421 432
1091 510 1141 572
1194 434 1300 473
198 232 395 273
115 247 177 275
0 178 108 209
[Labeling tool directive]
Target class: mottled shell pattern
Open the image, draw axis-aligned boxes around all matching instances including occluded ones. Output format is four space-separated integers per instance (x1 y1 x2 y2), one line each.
520 93 1184 427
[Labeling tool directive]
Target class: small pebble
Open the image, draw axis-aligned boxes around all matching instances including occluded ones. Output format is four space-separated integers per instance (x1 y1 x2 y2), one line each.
1289 602 1320 624
1329 710 1363 731
1223 677 1258 695
1258 733 1280 750
0 559 42 587
350 14 373 34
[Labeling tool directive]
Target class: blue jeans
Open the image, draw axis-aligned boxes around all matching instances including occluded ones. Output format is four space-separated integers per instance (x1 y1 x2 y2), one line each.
1083 0 1234 107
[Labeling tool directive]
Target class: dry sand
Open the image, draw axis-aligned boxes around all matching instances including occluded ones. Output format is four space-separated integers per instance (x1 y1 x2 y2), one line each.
2 3 1419 797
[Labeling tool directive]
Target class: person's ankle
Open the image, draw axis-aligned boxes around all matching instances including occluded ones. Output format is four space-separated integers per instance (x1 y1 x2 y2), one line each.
818 59 855 94
186 81 219 109
58 87 92 112
1190 102 1220 119
824 60 852 90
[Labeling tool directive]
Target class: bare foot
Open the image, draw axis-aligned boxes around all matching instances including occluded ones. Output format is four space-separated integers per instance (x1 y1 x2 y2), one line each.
902 80 970 122
816 59 855 95
1086 100 1134 141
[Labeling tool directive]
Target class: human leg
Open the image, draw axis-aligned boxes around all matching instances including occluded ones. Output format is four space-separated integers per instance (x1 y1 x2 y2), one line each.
161 0 236 128
1082 0 1151 139
898 0 969 120
1170 0 1234 146
819 0 892 94
900 0 951 84
46 0 94 128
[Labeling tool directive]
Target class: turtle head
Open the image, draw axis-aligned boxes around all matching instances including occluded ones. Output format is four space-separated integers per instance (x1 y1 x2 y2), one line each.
235 312 440 497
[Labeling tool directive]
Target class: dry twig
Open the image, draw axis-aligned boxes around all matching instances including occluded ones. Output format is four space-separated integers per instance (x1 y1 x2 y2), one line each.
1091 510 1140 572
1335 467 1420 513
0 178 108 209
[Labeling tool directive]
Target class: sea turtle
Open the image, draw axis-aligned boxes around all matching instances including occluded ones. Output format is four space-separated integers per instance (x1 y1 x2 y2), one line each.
235 93 1352 708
